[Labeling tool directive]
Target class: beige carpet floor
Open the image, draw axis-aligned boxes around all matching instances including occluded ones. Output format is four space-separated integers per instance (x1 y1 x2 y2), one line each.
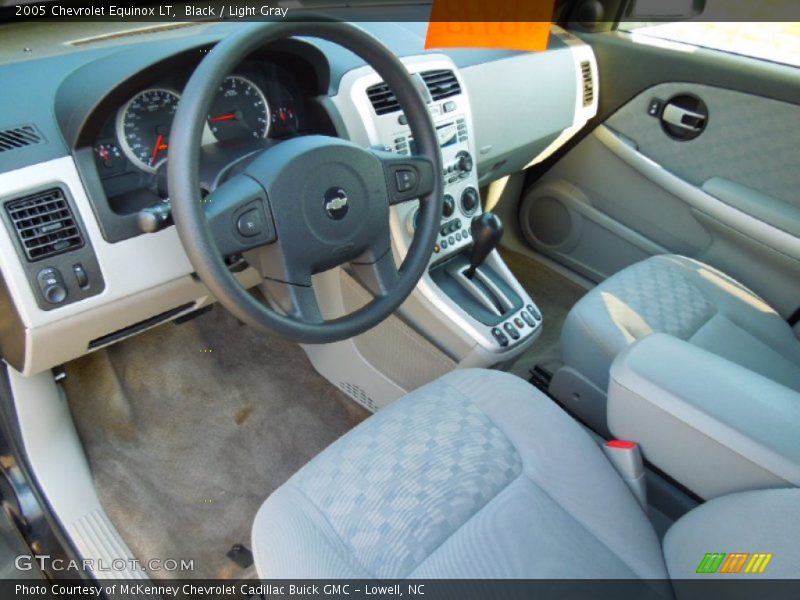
64 307 369 579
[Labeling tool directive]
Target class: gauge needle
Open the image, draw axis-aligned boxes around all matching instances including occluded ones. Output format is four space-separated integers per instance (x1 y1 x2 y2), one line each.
209 113 237 122
150 134 168 166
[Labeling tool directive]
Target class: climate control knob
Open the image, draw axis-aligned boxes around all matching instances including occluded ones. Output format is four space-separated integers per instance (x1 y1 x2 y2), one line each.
460 187 480 215
442 194 455 218
456 151 473 174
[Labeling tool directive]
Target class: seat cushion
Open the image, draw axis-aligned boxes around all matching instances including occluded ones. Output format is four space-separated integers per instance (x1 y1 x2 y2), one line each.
561 254 800 395
664 488 800 579
251 369 667 580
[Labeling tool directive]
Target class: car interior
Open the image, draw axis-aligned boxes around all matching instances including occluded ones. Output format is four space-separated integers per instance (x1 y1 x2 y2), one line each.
0 0 798 587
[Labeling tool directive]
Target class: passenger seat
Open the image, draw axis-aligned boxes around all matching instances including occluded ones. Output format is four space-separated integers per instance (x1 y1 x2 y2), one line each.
551 254 800 435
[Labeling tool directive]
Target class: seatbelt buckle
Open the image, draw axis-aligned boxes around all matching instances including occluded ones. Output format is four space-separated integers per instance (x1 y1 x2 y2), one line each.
603 440 648 510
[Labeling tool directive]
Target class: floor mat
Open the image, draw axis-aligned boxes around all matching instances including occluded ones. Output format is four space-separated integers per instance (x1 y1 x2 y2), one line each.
499 248 588 379
64 307 369 579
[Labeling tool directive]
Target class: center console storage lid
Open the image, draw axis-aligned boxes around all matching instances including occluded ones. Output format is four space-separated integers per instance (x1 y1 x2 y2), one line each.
608 333 800 500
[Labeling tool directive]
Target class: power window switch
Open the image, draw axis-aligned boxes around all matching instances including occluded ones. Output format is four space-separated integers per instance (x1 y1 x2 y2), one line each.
491 327 509 347
647 98 663 117
503 322 520 340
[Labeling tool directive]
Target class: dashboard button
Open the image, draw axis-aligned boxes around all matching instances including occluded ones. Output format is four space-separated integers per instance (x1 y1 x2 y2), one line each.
236 209 263 237
442 195 455 218
443 100 457 113
521 311 536 328
73 264 88 288
514 316 525 329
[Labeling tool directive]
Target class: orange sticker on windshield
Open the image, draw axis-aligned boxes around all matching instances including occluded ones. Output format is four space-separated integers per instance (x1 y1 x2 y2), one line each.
425 0 555 52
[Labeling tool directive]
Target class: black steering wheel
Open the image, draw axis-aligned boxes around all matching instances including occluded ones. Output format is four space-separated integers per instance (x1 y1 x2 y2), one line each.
168 21 443 343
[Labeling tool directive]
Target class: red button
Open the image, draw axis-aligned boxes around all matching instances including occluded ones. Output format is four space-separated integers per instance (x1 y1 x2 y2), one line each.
606 440 637 449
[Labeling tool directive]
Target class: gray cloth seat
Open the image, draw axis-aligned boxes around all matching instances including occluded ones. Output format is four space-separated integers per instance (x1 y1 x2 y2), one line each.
555 254 800 433
251 369 799 580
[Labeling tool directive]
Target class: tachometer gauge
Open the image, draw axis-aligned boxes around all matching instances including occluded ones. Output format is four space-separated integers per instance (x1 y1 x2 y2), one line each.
207 75 270 141
116 88 180 172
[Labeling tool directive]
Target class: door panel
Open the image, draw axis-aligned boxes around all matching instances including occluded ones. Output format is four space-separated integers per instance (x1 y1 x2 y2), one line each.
519 31 800 320
604 82 800 207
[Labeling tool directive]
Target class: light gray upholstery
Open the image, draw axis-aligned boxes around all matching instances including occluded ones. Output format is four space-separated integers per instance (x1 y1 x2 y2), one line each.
252 369 668 579
609 334 800 499
560 254 800 397
664 488 800 579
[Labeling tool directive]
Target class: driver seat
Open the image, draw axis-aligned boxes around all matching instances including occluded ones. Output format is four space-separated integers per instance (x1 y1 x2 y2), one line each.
251 369 799 580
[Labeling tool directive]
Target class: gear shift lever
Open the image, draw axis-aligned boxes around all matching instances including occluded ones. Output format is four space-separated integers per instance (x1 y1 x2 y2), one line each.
465 212 503 278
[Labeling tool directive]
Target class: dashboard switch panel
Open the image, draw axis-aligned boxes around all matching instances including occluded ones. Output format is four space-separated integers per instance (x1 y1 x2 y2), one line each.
1 185 105 311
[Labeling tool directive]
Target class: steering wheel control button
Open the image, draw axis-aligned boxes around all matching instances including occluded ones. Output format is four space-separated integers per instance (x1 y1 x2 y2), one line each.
237 209 263 237
37 267 67 305
491 327 509 347
323 187 350 221
503 322 520 340
394 169 417 193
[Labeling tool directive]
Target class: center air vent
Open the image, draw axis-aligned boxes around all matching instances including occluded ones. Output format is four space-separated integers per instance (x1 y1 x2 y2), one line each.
5 188 84 261
0 125 42 153
366 69 462 115
420 69 461 101
580 61 594 107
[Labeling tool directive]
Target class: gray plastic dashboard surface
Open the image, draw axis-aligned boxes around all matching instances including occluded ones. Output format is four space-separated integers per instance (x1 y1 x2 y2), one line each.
0 15 535 174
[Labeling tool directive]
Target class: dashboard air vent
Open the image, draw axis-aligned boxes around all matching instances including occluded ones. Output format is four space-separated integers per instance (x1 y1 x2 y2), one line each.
366 81 400 115
421 69 461 101
580 61 594 107
5 188 84 261
0 125 42 153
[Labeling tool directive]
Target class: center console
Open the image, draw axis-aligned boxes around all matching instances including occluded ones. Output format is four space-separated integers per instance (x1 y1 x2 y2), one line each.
331 55 542 371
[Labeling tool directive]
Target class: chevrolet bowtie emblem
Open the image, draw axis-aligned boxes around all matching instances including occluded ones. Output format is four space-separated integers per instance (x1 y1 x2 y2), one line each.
324 188 349 220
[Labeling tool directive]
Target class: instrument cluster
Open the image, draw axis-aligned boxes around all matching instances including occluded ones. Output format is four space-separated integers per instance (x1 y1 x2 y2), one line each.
92 61 304 188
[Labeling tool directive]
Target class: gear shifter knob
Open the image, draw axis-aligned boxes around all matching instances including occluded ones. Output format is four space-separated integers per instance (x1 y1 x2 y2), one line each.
466 212 503 278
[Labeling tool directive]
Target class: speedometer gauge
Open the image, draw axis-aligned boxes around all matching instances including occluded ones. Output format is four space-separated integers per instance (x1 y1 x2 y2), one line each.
116 88 180 172
207 75 270 141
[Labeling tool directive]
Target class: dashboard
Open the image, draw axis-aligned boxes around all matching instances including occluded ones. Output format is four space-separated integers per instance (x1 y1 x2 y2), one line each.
0 19 597 376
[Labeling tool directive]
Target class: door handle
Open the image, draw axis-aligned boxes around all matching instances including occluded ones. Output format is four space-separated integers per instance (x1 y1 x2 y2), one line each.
662 103 706 132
